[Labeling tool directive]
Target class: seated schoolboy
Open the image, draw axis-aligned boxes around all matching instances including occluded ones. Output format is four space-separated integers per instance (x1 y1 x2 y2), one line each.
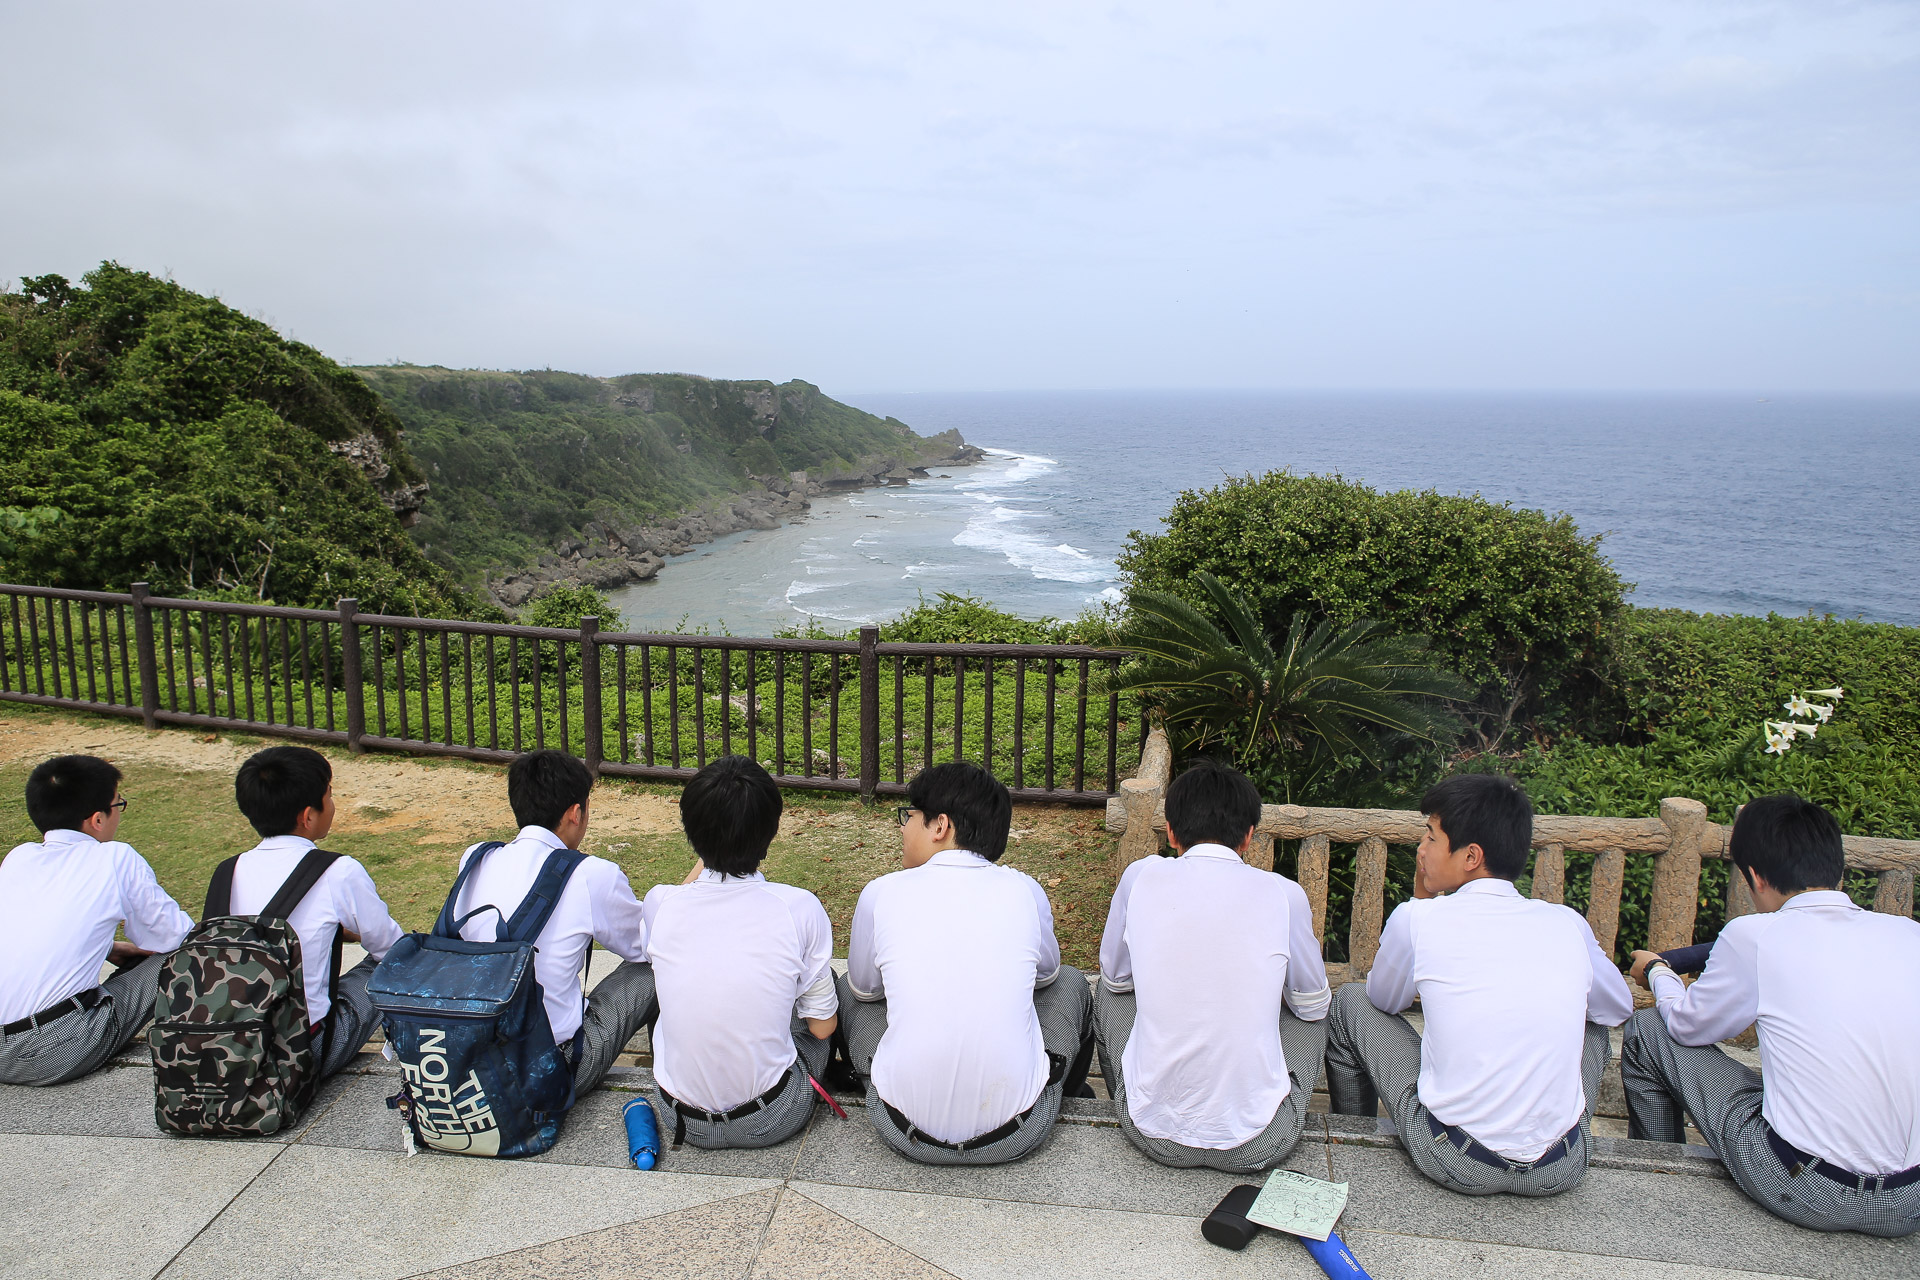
1096 761 1330 1171
1324 772 1633 1197
230 746 402 1080
0 756 193 1086
838 761 1093 1165
1623 794 1920 1237
641 756 837 1148
451 749 652 1095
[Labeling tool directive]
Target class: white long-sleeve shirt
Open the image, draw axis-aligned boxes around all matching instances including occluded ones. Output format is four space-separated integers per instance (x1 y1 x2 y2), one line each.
1651 889 1920 1175
1368 877 1633 1162
230 836 403 1022
0 830 193 1022
1099 844 1330 1148
642 869 837 1113
847 849 1061 1144
454 826 648 1044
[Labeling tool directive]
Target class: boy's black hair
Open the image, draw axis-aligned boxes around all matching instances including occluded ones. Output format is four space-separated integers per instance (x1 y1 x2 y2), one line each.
1420 772 1534 880
680 755 783 877
1164 760 1262 850
907 761 1013 862
25 755 122 834
1730 793 1844 894
235 746 332 838
507 749 595 832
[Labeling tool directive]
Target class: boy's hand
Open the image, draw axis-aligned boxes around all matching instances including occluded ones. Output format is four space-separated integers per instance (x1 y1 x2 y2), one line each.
682 857 706 885
1629 950 1664 990
107 941 153 967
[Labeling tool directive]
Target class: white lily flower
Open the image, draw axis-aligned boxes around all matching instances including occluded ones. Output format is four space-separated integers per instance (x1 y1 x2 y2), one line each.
1790 721 1819 739
1784 696 1816 718
1806 687 1844 700
1809 703 1834 723
1764 732 1793 755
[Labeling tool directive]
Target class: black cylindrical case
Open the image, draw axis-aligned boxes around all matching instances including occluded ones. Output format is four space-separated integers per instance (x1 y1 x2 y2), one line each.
1202 1184 1264 1250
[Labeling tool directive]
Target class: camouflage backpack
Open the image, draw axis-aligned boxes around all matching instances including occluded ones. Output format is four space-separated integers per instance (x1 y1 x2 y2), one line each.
151 850 342 1137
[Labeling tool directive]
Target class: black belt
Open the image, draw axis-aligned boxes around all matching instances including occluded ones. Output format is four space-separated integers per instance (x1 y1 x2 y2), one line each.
3 987 103 1037
1428 1114 1582 1173
661 1068 793 1148
1767 1128 1920 1192
885 1097 1038 1153
877 1051 1067 1154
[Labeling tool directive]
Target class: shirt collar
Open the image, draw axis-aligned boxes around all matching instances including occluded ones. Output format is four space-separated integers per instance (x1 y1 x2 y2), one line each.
1780 889 1858 912
252 834 317 855
1455 877 1521 899
1179 842 1243 863
515 825 567 850
925 849 992 868
42 828 99 848
697 868 766 884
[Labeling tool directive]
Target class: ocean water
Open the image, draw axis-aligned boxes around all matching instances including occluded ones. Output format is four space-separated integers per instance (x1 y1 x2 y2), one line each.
606 392 1920 634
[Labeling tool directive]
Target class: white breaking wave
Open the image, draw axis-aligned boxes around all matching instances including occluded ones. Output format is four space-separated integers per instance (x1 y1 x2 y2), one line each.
953 504 1114 584
958 447 1058 490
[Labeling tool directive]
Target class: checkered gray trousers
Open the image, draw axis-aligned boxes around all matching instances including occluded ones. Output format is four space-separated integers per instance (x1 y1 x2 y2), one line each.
572 960 657 1095
1621 1007 1920 1238
658 1022 831 1149
837 967 1092 1166
1094 982 1326 1172
0 953 166 1087
1324 981 1609 1197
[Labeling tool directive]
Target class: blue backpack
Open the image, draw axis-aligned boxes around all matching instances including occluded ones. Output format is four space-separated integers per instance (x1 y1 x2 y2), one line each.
368 842 586 1158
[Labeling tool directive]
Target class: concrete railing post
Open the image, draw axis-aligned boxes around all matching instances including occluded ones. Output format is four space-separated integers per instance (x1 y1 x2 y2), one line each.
338 598 366 754
1649 797 1708 952
1111 725 1171 875
129 582 160 730
1875 869 1915 919
1347 835 1388 976
1530 843 1566 904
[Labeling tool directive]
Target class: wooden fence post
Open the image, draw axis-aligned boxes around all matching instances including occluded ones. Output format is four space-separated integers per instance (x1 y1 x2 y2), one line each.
338 598 366 754
858 626 880 803
579 617 603 774
1245 832 1275 871
129 582 160 730
1649 797 1708 952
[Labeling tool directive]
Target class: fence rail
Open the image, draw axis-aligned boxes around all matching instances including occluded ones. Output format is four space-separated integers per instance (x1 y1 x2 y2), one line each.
0 582 1137 804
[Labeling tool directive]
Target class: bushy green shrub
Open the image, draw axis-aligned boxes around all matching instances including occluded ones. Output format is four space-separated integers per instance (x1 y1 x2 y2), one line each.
0 265 481 618
523 582 618 632
1117 472 1624 744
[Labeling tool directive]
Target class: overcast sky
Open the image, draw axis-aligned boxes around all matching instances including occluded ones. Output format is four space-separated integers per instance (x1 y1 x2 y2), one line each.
3 2 1916 392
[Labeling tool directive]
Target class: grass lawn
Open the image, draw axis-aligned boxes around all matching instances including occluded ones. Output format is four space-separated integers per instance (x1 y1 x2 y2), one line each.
0 703 1122 968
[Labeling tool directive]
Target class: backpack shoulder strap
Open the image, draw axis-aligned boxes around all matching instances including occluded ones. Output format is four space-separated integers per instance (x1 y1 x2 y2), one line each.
433 840 507 939
504 848 588 945
203 856 240 918
260 848 342 922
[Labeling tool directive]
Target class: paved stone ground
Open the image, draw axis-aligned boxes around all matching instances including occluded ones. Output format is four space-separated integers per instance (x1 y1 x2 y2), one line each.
3 959 1914 1279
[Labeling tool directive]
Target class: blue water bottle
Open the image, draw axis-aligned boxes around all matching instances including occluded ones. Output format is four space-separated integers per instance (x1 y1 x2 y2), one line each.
1298 1231 1373 1278
623 1096 661 1170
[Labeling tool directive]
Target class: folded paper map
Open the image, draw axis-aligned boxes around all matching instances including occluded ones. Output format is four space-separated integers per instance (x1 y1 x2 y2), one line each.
1244 1168 1350 1242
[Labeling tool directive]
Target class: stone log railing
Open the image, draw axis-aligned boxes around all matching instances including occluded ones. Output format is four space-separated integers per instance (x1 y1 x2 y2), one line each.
1109 729 1919 984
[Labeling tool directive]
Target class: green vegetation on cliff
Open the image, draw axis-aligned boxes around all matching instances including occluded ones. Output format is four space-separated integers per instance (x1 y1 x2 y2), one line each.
0 264 479 617
356 365 969 585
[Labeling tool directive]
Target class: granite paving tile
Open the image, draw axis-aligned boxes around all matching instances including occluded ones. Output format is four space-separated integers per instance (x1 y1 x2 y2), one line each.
409 1187 778 1280
0 1133 278 1280
158 1145 775 1280
295 1073 810 1179
1328 1142 1919 1280
790 1109 1330 1217
0 1064 363 1145
748 1188 958 1279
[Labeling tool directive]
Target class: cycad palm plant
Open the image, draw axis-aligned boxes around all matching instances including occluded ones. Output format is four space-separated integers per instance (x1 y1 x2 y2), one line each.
1113 572 1472 801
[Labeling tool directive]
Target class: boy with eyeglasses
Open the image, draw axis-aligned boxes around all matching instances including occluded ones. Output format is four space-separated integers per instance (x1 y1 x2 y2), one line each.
838 762 1093 1165
0 755 193 1085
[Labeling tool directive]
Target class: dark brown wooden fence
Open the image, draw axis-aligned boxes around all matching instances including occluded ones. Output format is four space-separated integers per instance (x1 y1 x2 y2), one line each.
0 582 1137 804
